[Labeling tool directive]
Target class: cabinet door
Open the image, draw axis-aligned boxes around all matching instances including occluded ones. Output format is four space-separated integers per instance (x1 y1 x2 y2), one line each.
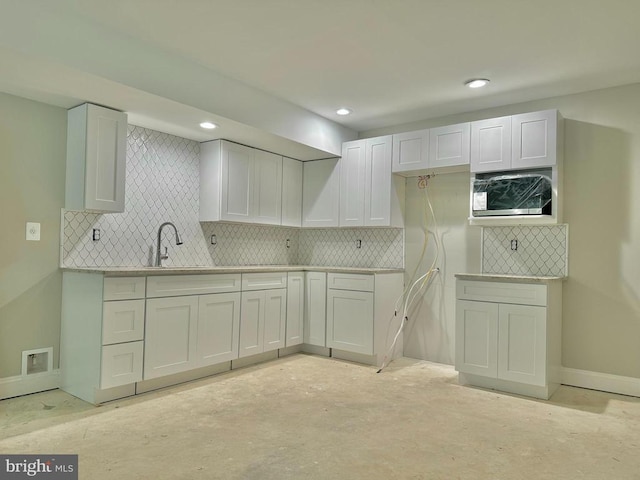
253 150 282 225
144 296 198 379
429 122 470 169
392 129 429 173
220 141 254 222
497 304 547 386
286 273 305 347
470 116 512 172
339 140 366 227
455 300 498 377
302 159 340 227
304 272 327 346
364 135 393 226
263 289 287 352
197 292 241 366
326 289 374 355
101 341 143 389
511 110 557 169
239 290 264 358
281 157 303 227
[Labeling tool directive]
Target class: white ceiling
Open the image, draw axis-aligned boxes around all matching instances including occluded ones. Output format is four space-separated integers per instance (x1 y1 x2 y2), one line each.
2 0 640 159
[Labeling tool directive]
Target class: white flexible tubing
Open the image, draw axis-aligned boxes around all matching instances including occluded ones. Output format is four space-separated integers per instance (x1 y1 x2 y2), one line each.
378 186 441 372
392 187 430 314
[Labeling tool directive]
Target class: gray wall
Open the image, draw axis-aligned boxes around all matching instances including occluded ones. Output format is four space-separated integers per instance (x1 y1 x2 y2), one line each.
0 93 66 378
363 82 640 379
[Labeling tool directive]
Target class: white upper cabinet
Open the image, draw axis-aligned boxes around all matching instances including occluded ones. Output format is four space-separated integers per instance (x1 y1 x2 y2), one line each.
281 157 303 227
200 140 283 225
253 149 282 225
339 136 403 228
471 110 560 172
429 122 471 169
302 158 340 227
339 140 366 227
470 116 512 172
391 129 429 174
221 141 254 222
66 103 127 213
511 110 558 170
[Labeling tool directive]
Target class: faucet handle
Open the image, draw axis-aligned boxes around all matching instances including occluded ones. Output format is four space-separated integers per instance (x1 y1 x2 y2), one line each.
161 246 169 261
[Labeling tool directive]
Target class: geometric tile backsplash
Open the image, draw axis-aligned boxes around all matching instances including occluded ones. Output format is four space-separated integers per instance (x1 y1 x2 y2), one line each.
299 228 404 268
482 224 568 277
62 125 404 269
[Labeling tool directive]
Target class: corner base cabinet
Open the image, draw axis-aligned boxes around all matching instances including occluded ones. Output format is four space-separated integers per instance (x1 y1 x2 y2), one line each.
325 272 404 367
454 277 562 399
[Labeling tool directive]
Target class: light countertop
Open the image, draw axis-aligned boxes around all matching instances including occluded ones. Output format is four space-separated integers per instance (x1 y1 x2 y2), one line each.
61 265 405 276
454 273 566 284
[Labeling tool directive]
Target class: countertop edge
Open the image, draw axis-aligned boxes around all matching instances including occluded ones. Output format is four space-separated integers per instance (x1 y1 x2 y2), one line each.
61 266 405 276
454 273 566 284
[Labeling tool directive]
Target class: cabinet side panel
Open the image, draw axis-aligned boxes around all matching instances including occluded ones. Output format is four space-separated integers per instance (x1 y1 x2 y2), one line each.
281 158 303 227
60 272 104 403
199 140 222 221
65 104 88 210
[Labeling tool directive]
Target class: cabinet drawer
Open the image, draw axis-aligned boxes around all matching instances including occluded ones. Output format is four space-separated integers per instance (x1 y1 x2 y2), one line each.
327 273 374 292
100 341 143 389
102 299 145 345
456 280 547 306
103 277 146 301
241 272 287 291
146 274 241 298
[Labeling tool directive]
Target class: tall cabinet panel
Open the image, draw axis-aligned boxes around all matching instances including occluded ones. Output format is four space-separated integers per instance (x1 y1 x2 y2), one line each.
66 103 127 213
304 272 327 347
364 135 394 226
220 142 254 222
281 157 303 227
253 150 282 225
286 272 305 347
339 140 366 227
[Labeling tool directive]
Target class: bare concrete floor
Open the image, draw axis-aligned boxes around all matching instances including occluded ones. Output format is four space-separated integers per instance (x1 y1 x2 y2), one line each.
2 354 640 479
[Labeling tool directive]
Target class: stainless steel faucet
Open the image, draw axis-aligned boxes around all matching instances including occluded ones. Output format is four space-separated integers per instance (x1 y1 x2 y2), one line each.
155 222 183 267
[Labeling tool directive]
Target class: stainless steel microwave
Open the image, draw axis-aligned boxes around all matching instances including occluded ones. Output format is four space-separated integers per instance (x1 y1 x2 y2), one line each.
472 169 552 217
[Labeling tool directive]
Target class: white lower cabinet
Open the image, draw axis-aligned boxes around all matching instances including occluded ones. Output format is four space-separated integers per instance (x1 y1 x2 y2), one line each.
239 288 287 358
285 272 305 347
455 278 562 399
197 292 241 366
327 289 374 355
304 271 327 347
144 295 199 380
61 273 146 404
325 272 404 367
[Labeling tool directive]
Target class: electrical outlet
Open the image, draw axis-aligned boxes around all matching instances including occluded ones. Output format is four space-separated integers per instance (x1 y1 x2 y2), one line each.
510 239 518 251
286 238 291 249
26 222 40 241
356 239 362 249
210 234 217 245
92 228 101 241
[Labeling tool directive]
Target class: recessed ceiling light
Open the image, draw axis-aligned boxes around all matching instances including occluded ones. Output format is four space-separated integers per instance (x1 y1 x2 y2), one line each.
200 122 217 129
336 108 352 116
465 78 490 89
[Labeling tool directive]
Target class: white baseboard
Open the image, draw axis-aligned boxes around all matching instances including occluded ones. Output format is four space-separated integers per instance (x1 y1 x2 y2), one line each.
0 369 60 400
562 367 640 398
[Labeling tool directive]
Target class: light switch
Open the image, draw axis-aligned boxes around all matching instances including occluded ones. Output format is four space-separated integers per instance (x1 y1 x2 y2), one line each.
26 222 41 241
